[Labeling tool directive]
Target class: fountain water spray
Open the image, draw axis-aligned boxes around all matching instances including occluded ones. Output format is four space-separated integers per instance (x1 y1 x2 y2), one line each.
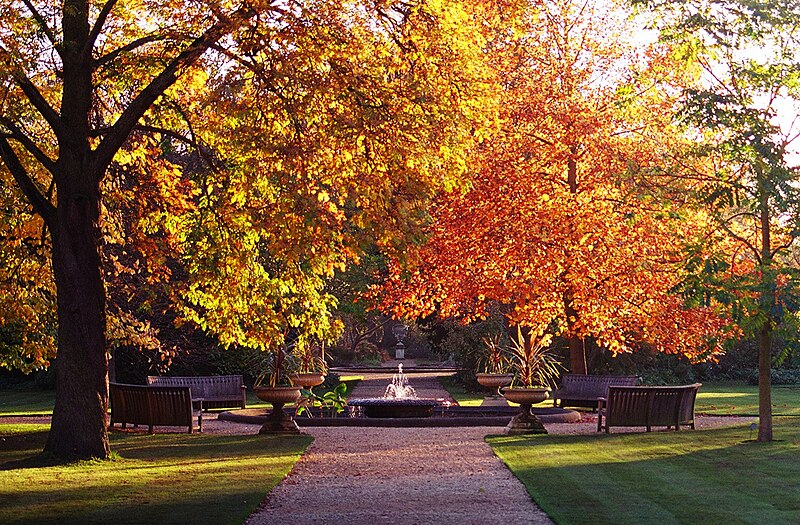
383 364 417 399
349 363 437 417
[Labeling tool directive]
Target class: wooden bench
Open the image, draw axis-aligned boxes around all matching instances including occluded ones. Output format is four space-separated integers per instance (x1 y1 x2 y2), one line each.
109 383 201 434
146 375 246 410
597 383 702 433
552 374 638 408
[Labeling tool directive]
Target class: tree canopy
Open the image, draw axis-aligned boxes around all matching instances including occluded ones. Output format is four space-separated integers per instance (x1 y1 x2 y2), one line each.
0 0 506 459
381 0 730 369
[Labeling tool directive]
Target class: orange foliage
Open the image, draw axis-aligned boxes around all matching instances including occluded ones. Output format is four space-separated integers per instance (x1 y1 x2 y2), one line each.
381 0 730 362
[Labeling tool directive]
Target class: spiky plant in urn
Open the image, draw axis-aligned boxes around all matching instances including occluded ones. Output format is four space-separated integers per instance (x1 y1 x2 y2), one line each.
502 326 563 434
475 333 514 396
253 344 303 433
288 342 328 389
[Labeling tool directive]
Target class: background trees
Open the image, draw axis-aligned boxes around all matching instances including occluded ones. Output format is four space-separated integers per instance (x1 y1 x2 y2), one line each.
634 0 800 442
0 0 503 459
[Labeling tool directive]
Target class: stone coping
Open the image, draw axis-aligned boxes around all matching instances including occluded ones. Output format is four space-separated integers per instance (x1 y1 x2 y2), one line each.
331 367 464 374
219 406 581 427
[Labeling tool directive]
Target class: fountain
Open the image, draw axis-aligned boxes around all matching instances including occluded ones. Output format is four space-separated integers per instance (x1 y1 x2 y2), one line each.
384 364 416 398
349 364 439 418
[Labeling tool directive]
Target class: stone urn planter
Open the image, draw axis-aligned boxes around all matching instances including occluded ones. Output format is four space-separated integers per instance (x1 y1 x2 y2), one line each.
288 373 326 389
501 387 550 434
253 386 303 433
476 373 514 392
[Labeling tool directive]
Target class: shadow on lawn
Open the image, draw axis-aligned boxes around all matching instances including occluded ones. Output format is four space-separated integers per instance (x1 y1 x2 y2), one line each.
0 429 56 470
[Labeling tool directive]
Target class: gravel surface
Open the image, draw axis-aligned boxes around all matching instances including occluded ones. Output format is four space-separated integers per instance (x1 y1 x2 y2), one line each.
244 426 553 525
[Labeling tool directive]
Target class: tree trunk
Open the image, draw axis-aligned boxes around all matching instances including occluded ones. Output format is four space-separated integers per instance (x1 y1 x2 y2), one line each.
756 171 773 442
44 181 110 459
564 141 587 374
563 287 587 374
757 322 773 442
567 335 587 375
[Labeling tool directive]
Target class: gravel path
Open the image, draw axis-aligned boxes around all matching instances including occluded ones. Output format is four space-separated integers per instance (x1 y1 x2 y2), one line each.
246 369 551 524
244 426 553 525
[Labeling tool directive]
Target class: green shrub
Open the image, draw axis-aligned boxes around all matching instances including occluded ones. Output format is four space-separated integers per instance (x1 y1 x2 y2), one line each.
747 368 800 385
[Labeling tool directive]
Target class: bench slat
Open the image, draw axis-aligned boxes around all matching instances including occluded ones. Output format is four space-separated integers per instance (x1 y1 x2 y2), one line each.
553 374 638 408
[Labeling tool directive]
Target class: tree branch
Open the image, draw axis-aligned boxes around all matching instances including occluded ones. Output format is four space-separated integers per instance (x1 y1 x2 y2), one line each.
0 46 63 138
85 0 119 60
21 0 59 52
0 116 57 173
0 137 56 227
94 6 258 172
717 220 762 264
94 35 167 69
771 238 796 259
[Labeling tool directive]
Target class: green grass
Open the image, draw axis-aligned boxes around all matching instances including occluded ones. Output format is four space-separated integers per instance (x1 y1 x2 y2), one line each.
696 381 800 416
0 388 55 416
489 417 800 525
438 374 484 406
0 423 311 525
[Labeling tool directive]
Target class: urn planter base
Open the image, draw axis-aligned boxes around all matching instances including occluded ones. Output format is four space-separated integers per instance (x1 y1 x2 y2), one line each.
259 403 301 434
504 405 548 434
501 387 550 435
253 386 303 434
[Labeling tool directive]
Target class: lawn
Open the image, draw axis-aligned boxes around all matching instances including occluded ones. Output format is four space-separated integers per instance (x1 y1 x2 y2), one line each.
0 423 311 525
0 389 56 416
488 417 800 525
696 381 800 416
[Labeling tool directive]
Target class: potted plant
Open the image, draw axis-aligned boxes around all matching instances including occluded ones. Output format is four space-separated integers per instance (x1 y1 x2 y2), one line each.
474 334 514 396
288 342 328 389
501 326 563 434
253 344 303 433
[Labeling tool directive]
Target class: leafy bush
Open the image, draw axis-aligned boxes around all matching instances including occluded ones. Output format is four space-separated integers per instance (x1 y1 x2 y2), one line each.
747 368 800 385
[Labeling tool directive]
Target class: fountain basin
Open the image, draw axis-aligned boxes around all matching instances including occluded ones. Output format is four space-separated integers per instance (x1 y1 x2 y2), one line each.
348 398 439 418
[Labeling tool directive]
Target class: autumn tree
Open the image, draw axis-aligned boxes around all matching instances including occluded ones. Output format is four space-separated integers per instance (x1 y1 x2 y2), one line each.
0 0 504 459
633 0 800 442
382 0 729 368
